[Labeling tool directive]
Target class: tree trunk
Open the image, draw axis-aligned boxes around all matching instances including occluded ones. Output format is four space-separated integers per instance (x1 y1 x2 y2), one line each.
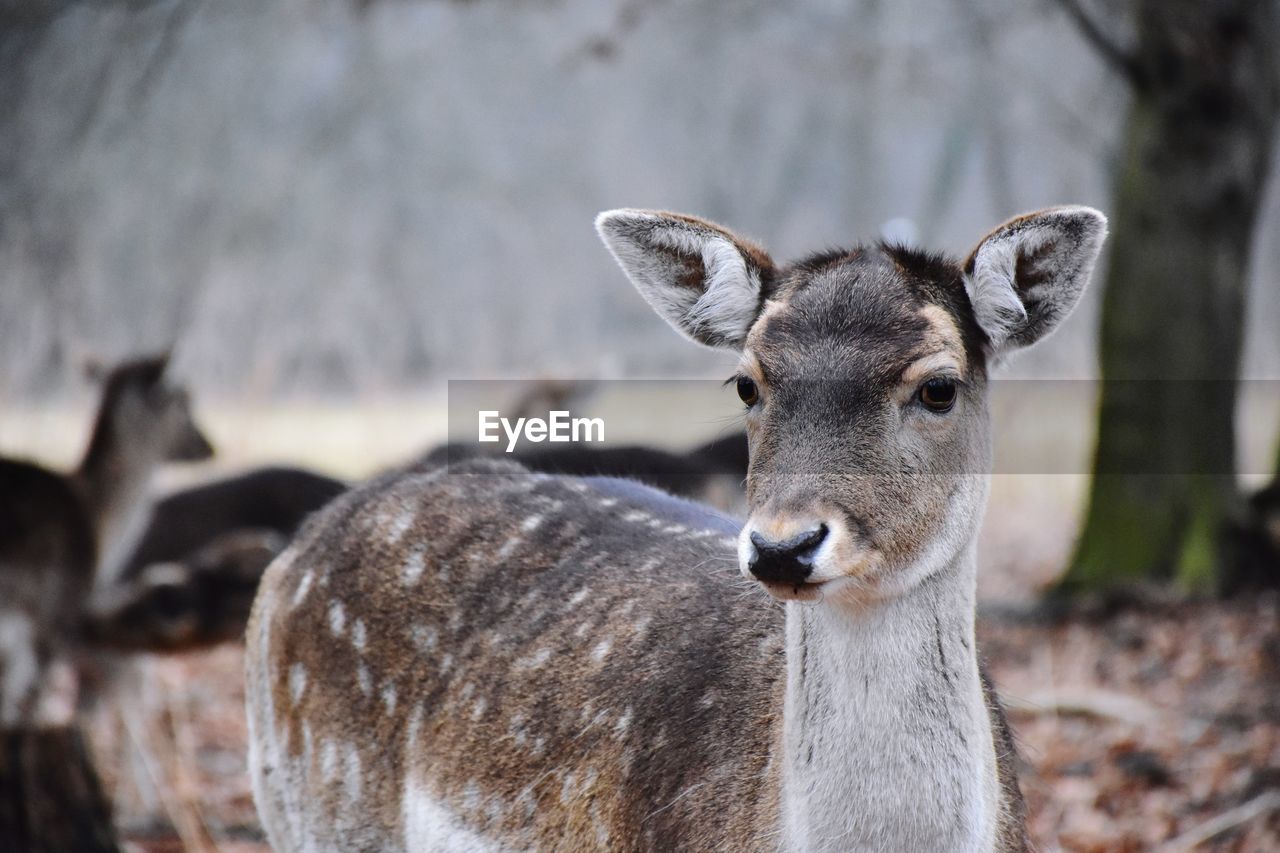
1061 0 1279 595
0 725 119 853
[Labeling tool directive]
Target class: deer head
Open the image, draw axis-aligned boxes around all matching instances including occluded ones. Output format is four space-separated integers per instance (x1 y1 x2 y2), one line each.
598 207 1105 606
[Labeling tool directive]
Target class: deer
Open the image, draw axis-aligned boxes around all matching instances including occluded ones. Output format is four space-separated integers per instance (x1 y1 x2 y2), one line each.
0 353 212 852
75 354 217 594
121 465 346 582
1 353 213 724
246 206 1106 851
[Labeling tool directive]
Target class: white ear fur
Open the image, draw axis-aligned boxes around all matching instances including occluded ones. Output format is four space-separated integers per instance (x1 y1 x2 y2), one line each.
964 205 1107 354
595 209 770 349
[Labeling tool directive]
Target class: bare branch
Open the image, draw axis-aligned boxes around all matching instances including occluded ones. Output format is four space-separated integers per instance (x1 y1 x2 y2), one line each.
1161 791 1280 853
1051 0 1144 89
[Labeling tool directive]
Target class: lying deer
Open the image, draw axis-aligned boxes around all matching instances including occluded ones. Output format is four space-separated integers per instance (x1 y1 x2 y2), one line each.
247 206 1105 851
121 466 346 583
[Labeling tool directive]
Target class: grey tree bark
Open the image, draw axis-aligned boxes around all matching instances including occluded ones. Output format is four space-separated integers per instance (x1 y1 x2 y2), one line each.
1059 0 1280 594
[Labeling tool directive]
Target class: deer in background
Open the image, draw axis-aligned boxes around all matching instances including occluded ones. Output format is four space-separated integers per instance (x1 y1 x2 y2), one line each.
0 353 212 851
85 466 349 654
76 355 216 594
247 206 1105 851
1 352 212 723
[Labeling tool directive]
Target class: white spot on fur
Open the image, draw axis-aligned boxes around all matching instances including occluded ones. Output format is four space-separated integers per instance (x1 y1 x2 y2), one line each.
592 639 612 663
344 743 362 802
321 740 338 781
496 535 522 560
412 623 439 653
406 706 424 751
594 809 611 846
568 588 589 607
462 782 482 813
328 600 346 636
357 664 372 697
382 683 398 714
622 511 649 524
516 785 537 818
471 698 487 721
389 509 414 543
352 619 367 651
288 663 307 705
599 497 618 509
402 548 426 585
291 570 313 608
615 708 633 736
518 647 552 670
521 515 543 533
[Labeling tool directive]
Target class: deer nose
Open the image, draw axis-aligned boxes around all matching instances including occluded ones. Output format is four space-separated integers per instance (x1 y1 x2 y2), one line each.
747 525 829 586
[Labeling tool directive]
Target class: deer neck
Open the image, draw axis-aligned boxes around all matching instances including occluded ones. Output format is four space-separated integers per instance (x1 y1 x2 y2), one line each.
778 539 998 852
74 426 162 590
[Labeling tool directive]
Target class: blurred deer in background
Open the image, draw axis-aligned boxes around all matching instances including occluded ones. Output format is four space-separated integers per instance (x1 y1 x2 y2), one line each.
1 352 212 723
83 467 349 654
0 353 212 851
247 206 1104 851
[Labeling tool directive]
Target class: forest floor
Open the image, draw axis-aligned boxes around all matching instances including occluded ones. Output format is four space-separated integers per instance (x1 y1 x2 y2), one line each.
94 590 1280 853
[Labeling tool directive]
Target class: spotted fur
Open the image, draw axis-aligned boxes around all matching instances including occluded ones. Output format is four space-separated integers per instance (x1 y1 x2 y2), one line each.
248 207 1105 851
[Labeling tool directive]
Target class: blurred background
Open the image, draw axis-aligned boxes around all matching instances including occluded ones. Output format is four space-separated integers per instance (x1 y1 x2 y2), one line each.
1 0 1278 850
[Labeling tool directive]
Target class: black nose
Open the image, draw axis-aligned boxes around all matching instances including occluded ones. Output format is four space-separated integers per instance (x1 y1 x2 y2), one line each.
747 525 829 586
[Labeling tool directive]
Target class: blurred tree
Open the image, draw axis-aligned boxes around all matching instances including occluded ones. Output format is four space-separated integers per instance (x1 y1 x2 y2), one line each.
1057 0 1280 594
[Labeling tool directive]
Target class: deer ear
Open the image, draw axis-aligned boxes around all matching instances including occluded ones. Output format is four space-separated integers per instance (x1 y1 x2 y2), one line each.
596 209 774 349
136 350 173 387
963 206 1107 354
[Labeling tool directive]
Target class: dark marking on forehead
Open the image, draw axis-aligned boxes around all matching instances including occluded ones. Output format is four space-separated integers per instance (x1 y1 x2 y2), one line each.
754 244 988 376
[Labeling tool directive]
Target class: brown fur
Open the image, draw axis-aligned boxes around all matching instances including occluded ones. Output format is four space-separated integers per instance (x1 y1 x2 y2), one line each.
250 207 1106 851
250 464 783 849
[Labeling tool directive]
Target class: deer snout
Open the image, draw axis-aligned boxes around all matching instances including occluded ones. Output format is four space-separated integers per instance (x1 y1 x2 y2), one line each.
745 524 828 587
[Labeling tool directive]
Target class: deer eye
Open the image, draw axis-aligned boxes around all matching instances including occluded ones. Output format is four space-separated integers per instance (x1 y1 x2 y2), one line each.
736 376 759 407
918 377 956 413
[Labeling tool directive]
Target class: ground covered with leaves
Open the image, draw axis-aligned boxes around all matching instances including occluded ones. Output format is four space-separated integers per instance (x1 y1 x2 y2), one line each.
981 593 1280 851
90 590 1279 852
